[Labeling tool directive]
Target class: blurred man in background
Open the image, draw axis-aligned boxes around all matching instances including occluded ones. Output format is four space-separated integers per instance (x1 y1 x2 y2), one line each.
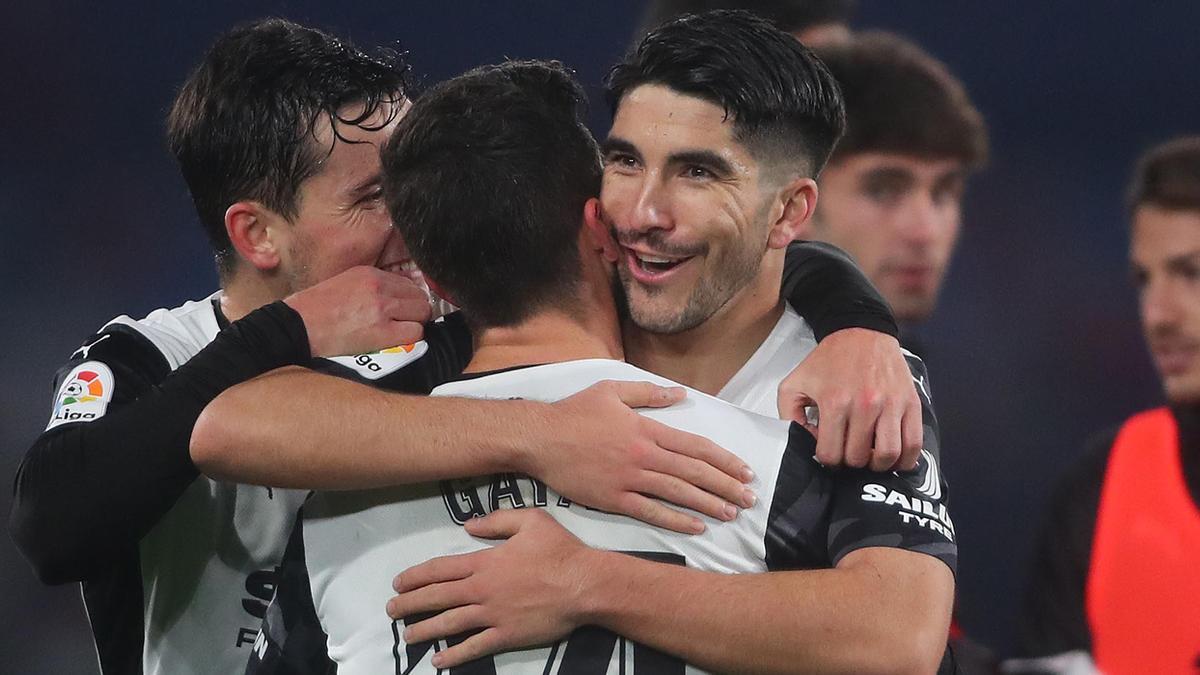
1013 137 1200 675
635 0 856 45
806 32 988 335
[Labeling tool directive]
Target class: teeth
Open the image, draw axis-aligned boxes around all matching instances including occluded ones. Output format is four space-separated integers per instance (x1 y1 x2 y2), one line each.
636 253 676 264
399 261 419 272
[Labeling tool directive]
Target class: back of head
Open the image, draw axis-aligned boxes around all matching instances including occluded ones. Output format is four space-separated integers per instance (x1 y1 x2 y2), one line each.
1128 136 1200 213
635 0 856 41
382 60 601 329
816 31 988 168
166 18 413 276
608 9 846 176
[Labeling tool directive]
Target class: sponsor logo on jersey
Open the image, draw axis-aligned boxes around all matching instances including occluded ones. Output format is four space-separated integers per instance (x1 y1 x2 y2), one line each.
328 341 429 380
860 483 956 542
896 449 942 500
46 362 115 430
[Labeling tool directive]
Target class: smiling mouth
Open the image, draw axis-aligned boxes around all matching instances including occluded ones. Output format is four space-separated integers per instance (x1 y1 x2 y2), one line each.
380 259 423 281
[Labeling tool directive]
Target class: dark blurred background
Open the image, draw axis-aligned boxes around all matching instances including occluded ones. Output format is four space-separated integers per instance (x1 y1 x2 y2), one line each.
2 1 1198 671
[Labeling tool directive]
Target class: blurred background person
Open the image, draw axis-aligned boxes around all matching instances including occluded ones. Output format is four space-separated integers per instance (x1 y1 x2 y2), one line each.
635 0 856 45
1011 137 1200 675
807 32 987 347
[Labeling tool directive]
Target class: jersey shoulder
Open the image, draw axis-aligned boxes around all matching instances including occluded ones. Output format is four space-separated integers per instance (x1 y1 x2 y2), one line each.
101 292 223 370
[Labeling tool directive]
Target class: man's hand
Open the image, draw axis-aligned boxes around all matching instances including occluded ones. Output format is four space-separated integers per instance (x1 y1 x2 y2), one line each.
778 328 922 471
387 510 595 669
284 265 432 358
523 381 757 535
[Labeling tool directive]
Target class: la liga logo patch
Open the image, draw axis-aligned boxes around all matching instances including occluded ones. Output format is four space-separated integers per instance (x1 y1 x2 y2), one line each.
47 362 115 430
329 341 429 380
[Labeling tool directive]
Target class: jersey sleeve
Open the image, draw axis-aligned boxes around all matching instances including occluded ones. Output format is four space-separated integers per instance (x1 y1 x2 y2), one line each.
1013 431 1111 660
764 353 956 575
781 240 898 340
246 509 334 675
9 301 312 584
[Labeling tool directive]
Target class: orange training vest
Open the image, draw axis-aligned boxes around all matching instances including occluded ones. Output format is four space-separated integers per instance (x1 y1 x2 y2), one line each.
1086 407 1200 674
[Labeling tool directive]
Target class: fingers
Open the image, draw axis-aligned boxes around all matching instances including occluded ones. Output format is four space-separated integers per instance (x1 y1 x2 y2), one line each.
633 471 737 524
648 420 754 485
898 389 924 471
613 492 705 534
607 380 687 409
462 509 537 539
813 402 848 467
399 605 488 645
869 399 904 472
427 628 505 669
393 552 476 593
387 578 474 620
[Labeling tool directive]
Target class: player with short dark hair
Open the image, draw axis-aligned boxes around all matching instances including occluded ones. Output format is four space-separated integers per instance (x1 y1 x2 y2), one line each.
383 12 955 674
12 17 853 674
1012 137 1200 674
805 31 988 326
250 57 955 675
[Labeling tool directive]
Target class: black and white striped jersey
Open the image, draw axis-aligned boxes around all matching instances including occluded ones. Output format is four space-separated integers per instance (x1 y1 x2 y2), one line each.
251 357 956 675
10 293 470 675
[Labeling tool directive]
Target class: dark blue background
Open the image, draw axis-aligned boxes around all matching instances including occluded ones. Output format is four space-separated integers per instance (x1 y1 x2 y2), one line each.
2 2 1198 670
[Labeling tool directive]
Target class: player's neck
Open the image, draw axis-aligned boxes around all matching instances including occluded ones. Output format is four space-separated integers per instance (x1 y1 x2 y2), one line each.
465 306 624 375
219 270 287 323
624 268 784 396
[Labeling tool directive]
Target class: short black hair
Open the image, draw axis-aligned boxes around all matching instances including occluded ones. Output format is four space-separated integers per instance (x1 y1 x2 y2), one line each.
382 60 601 329
1128 136 1200 213
608 9 846 176
816 31 988 168
166 18 414 277
635 0 856 42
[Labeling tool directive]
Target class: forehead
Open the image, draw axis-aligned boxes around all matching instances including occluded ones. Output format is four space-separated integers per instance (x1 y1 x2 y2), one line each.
305 100 406 179
610 84 746 154
1132 206 1200 261
827 152 965 180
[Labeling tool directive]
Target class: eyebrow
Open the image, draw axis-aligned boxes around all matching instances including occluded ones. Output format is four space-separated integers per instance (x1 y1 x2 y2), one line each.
347 173 383 199
861 166 916 184
600 137 641 160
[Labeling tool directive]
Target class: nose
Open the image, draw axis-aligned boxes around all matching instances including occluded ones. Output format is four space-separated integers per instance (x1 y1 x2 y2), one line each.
1142 276 1181 332
626 175 675 236
896 191 941 247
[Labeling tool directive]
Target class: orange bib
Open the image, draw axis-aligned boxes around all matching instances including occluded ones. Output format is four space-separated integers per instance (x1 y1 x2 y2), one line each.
1087 408 1200 674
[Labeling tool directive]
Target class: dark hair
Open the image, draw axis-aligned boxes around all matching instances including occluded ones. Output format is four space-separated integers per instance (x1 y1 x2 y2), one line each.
166 18 414 276
1128 136 1200 212
816 31 988 168
608 9 846 175
382 60 601 329
635 0 856 42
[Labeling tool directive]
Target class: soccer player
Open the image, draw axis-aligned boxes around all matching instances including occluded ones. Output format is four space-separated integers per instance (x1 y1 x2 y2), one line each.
1011 137 1200 674
250 56 954 675
806 32 988 330
10 17 918 675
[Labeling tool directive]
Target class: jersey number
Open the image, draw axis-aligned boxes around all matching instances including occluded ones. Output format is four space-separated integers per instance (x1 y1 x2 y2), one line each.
392 552 686 674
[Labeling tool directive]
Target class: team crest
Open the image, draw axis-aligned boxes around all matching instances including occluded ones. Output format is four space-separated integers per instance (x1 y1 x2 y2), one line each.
47 362 115 430
328 341 429 380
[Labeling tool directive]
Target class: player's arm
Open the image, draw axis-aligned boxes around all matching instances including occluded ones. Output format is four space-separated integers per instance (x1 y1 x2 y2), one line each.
780 241 923 472
389 357 956 673
9 302 313 584
192 369 755 535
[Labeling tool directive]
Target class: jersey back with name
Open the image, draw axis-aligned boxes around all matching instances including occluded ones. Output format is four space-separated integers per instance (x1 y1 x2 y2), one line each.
259 358 956 675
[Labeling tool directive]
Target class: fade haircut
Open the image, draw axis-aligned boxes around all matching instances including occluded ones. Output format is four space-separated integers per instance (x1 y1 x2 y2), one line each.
635 0 856 41
1128 136 1200 212
816 31 988 168
166 18 414 277
607 9 846 176
382 60 601 330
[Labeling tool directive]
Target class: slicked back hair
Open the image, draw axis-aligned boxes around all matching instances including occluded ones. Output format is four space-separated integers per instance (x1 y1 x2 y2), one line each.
816 31 988 168
382 60 601 330
1128 136 1200 213
607 9 846 177
166 18 414 277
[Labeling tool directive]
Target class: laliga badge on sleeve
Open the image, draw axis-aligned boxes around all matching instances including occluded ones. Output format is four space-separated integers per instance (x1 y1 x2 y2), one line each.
328 341 429 380
46 362 115 430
